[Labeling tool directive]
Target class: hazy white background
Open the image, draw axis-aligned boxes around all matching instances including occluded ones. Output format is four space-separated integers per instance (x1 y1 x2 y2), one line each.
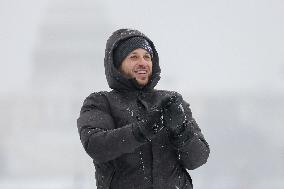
0 0 283 188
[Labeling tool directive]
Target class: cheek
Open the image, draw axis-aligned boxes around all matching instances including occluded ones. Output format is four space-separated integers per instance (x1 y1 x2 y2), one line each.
149 62 153 72
121 62 131 72
121 62 135 76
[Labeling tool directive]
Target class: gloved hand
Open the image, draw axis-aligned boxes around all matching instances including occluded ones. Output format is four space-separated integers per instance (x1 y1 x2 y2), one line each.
163 95 197 147
132 96 172 142
162 94 187 136
135 106 163 141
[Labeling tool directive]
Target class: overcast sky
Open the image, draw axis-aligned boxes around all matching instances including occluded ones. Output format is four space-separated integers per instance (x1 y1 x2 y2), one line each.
1 0 283 94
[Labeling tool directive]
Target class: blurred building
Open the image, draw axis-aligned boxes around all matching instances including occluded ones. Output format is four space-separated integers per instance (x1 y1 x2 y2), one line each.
1 0 110 188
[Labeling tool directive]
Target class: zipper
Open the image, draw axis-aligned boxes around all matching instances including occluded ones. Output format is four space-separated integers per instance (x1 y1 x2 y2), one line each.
107 169 116 189
150 141 154 188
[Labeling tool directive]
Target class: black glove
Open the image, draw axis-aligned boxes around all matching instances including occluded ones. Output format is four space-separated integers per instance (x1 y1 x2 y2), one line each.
163 95 197 147
135 107 163 141
162 94 186 136
132 96 171 142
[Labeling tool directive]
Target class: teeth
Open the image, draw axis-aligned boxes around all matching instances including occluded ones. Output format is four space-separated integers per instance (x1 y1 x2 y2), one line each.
136 70 146 74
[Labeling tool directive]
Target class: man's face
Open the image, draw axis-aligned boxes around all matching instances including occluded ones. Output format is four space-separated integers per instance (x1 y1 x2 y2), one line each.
119 48 153 86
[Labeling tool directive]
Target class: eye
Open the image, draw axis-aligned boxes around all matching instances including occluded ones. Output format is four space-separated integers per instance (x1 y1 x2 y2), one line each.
130 55 138 60
144 54 151 61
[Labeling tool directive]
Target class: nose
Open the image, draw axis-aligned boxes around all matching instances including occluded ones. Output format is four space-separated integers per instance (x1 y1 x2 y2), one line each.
137 57 148 66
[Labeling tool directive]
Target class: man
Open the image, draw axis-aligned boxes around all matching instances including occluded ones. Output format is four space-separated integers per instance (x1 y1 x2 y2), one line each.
77 28 210 189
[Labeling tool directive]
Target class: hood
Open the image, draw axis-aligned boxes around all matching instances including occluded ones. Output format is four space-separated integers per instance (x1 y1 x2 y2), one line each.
104 29 161 92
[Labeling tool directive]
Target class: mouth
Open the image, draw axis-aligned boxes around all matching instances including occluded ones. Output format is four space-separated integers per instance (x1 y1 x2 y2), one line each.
133 69 151 84
134 70 148 75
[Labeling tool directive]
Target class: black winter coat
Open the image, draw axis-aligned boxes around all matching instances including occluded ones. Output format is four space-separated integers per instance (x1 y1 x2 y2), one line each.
77 29 210 189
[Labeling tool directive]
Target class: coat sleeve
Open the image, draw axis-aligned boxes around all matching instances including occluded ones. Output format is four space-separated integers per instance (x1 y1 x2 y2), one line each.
169 99 210 170
77 92 145 164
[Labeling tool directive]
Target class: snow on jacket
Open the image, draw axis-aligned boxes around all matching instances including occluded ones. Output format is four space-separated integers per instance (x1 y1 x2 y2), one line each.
77 29 210 189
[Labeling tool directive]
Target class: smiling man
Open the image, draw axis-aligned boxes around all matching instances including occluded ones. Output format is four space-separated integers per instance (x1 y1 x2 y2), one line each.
77 29 210 189
118 48 152 86
114 36 153 87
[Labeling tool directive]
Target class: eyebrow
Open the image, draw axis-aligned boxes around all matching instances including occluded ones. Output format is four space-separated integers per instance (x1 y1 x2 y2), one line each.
130 51 150 55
